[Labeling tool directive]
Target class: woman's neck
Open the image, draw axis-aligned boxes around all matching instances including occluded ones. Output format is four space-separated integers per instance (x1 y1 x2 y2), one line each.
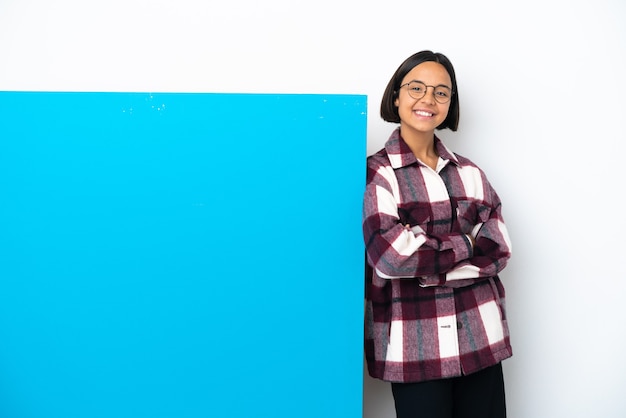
400 128 439 170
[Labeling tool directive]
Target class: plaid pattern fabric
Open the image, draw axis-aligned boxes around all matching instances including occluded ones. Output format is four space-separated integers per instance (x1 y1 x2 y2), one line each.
363 128 513 383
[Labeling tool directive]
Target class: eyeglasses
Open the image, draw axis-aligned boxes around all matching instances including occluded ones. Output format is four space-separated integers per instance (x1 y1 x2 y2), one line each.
399 81 453 104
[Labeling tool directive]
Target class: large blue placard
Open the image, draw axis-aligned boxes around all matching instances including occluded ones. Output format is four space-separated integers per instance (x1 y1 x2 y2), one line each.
0 92 367 418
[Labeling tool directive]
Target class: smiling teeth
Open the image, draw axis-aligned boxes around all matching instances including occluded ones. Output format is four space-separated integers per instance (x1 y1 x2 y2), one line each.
415 111 433 117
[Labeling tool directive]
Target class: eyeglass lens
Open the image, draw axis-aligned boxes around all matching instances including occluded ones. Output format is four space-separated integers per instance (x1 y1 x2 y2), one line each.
405 81 451 104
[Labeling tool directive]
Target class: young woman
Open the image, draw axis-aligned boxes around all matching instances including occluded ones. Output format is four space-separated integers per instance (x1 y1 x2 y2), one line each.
363 50 513 418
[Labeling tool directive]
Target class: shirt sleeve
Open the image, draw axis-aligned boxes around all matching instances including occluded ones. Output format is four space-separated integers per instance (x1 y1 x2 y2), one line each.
363 162 473 279
419 177 512 288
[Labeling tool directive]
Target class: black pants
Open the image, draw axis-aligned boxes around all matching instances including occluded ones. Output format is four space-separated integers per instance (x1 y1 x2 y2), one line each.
391 363 506 418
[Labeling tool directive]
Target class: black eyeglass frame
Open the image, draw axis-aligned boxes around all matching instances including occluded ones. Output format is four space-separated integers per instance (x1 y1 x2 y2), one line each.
399 81 454 104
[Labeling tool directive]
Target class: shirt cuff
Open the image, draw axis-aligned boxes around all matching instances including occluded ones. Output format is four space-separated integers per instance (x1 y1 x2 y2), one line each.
452 233 473 262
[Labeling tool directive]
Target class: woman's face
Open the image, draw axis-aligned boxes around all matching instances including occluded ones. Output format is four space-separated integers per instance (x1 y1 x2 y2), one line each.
394 61 452 137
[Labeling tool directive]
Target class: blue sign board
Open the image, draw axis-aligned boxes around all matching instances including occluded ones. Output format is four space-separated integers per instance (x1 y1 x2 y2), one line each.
0 92 367 418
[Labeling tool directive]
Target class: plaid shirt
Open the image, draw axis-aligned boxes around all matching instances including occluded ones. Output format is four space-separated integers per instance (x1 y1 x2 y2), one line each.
363 128 513 383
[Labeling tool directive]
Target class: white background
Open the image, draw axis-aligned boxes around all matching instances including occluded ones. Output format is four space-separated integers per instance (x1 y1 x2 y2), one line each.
1 1 625 417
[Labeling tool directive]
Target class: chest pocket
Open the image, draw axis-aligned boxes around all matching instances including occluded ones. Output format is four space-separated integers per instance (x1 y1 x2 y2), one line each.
397 202 431 229
456 199 491 233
